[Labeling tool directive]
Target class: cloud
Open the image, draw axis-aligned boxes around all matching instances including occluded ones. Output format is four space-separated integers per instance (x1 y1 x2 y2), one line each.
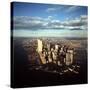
13 15 87 30
62 15 88 30
13 16 45 29
65 6 81 13
46 6 64 13
46 6 82 14
46 8 57 12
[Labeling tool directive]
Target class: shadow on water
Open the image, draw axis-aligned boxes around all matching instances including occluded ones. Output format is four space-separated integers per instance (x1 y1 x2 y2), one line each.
11 38 29 88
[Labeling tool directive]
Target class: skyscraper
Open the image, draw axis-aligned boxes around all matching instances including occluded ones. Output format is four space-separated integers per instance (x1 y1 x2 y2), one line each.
37 39 43 52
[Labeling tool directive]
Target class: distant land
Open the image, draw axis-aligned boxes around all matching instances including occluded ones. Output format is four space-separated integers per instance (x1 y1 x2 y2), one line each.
12 36 87 40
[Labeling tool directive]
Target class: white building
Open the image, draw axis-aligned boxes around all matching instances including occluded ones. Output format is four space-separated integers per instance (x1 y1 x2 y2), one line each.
37 39 43 52
55 44 59 50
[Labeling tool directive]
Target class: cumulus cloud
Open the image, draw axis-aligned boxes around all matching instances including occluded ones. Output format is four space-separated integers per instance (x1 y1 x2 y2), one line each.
13 15 87 30
61 15 88 30
13 16 45 29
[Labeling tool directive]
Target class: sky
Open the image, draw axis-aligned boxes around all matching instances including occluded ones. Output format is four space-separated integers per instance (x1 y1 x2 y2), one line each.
12 2 88 37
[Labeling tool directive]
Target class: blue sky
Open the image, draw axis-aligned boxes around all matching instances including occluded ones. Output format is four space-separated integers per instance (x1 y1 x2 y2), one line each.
13 2 87 21
12 2 88 37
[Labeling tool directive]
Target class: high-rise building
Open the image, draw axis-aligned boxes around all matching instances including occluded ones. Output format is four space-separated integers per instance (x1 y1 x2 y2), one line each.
47 44 50 51
65 49 74 66
37 39 43 52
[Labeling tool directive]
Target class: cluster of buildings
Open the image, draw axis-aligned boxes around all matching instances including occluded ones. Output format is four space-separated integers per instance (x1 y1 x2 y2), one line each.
37 39 74 66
